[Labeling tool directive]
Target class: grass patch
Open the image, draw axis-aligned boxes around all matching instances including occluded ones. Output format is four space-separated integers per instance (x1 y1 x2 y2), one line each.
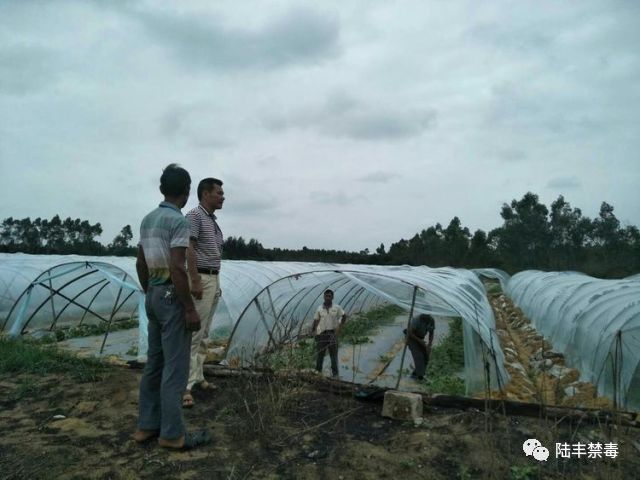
340 304 404 345
0 337 110 383
484 281 503 297
262 338 316 371
422 317 465 395
53 318 138 342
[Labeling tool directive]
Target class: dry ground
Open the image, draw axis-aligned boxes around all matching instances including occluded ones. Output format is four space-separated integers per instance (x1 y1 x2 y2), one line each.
1 365 639 480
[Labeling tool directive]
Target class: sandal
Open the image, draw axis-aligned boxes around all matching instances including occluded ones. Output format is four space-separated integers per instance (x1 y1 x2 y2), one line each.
160 429 212 451
182 392 195 409
133 429 160 444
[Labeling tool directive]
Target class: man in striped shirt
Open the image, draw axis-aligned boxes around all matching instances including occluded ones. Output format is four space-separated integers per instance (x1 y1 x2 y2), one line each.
183 178 225 408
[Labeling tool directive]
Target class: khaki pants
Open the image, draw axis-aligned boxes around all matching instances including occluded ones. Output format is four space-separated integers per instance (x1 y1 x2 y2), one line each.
187 273 221 391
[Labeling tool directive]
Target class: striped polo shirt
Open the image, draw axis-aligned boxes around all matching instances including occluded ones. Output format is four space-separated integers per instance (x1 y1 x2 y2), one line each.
185 204 223 271
139 201 190 286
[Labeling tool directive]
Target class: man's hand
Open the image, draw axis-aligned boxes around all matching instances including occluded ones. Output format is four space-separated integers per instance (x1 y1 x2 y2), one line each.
190 277 203 300
185 308 201 332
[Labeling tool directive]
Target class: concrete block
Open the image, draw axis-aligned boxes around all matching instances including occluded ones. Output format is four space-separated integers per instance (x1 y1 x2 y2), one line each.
382 390 423 422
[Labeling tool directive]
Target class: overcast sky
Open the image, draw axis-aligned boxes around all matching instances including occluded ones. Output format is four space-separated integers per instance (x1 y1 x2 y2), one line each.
1 0 639 251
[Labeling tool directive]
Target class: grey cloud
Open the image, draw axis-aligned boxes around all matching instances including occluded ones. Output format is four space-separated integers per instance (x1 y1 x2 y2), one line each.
309 191 362 206
159 105 233 148
546 176 582 190
130 6 340 71
358 171 401 183
499 149 527 163
257 155 279 167
467 22 555 54
266 93 437 141
0 44 59 95
224 197 279 215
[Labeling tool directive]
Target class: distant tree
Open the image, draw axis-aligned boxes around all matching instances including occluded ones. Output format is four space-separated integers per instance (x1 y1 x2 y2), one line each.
492 192 552 271
443 217 470 267
467 229 498 268
592 202 621 248
548 195 590 270
108 225 134 255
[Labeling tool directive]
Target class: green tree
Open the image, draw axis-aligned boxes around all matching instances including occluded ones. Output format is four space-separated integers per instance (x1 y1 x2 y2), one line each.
493 192 552 272
108 225 134 255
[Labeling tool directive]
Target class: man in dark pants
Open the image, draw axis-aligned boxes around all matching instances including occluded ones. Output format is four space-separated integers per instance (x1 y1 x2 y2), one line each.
132 164 211 450
406 313 435 381
312 289 347 378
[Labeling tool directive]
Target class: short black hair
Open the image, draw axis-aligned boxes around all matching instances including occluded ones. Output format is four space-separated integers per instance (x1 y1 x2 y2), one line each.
197 178 223 201
419 313 433 321
160 164 191 197
324 289 334 296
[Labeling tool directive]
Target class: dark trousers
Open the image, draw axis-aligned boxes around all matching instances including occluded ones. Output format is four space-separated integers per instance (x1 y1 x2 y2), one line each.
315 330 339 376
407 338 430 378
138 284 191 440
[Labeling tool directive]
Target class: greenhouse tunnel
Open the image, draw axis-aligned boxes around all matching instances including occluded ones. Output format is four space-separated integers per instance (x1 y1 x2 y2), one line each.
1 255 509 396
506 271 640 410
1 257 144 355
221 263 509 395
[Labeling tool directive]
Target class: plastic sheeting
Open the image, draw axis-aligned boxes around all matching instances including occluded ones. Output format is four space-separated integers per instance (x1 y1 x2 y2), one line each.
506 271 640 409
224 263 509 394
0 254 509 394
0 254 145 357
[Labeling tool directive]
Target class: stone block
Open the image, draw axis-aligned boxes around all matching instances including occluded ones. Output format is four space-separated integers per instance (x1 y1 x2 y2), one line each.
382 391 423 422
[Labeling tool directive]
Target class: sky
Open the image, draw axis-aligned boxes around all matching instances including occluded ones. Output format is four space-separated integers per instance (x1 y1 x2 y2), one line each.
1 0 639 252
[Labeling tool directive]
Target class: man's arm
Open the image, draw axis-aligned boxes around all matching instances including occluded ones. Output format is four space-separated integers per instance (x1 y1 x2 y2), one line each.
186 238 203 300
311 309 320 334
426 329 434 351
409 328 428 350
169 247 200 331
136 246 149 293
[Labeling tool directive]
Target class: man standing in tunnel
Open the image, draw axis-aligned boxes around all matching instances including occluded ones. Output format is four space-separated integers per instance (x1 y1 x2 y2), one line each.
312 289 347 378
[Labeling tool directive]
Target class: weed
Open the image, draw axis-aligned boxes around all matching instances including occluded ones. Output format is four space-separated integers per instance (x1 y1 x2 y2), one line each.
485 282 503 297
0 338 110 382
457 464 472 480
423 318 465 395
399 458 416 469
509 465 535 480
262 338 315 371
379 353 394 364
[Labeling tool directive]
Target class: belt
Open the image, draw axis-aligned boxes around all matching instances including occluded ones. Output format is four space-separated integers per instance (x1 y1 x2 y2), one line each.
197 267 219 275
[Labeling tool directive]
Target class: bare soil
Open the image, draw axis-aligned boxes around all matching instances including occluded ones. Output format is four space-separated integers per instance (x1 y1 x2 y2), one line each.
1 365 639 480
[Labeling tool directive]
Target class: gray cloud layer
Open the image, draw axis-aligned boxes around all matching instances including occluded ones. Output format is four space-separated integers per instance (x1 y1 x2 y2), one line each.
0 1 638 251
265 92 436 141
129 6 341 71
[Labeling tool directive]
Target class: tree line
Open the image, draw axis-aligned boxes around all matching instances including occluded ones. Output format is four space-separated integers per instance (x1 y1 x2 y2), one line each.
0 215 134 256
1 192 638 278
